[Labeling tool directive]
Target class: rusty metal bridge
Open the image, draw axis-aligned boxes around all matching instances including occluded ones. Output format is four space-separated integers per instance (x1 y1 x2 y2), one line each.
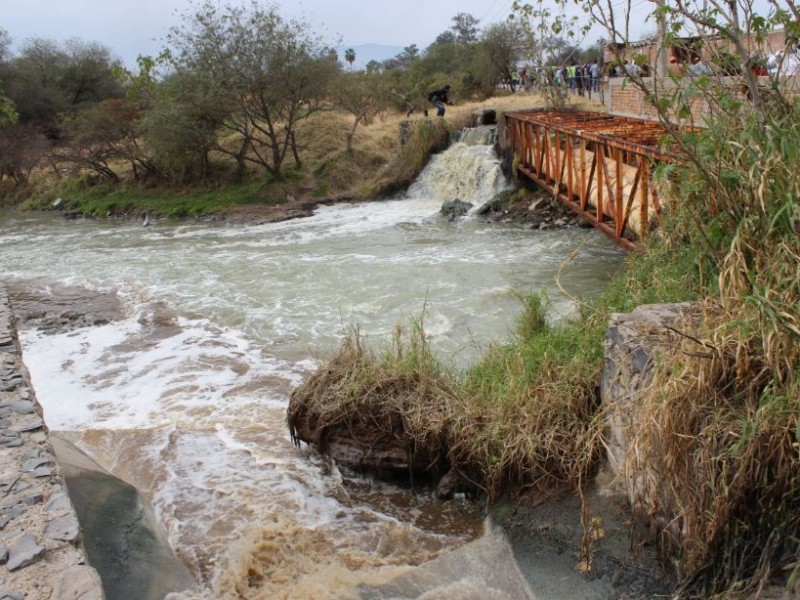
505 110 677 250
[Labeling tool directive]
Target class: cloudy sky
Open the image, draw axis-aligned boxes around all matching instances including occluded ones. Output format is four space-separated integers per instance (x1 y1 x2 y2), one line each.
2 0 529 64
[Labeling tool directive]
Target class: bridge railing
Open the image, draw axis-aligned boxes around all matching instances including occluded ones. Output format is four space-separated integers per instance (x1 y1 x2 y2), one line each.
505 110 677 250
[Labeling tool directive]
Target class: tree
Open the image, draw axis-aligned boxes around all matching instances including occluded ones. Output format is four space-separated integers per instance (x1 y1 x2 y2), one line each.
0 28 11 63
333 72 390 153
511 0 590 107
451 13 480 45
344 47 356 70
478 22 525 92
53 98 154 182
384 45 420 71
166 0 340 180
3 37 123 132
433 31 457 46
141 69 228 182
0 124 46 185
365 59 381 74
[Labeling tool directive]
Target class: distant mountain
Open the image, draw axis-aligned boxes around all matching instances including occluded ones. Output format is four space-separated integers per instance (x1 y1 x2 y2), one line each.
337 43 404 70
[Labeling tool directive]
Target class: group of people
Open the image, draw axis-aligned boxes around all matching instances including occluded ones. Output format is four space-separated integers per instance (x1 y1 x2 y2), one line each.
551 62 602 96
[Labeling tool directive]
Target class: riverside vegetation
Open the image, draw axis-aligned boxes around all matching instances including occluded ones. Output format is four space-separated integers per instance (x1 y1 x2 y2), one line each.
290 94 800 598
3 1 799 597
288 52 800 600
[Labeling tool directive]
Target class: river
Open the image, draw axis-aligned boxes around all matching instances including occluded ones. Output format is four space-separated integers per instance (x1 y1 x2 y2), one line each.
0 132 625 599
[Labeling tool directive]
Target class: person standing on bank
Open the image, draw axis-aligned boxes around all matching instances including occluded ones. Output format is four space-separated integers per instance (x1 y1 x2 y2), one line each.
428 85 453 117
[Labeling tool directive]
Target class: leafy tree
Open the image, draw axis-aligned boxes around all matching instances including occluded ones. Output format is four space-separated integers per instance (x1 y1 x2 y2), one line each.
3 37 123 132
0 124 46 185
511 0 590 107
433 31 457 46
141 69 230 181
365 59 382 74
451 13 480 45
478 22 525 92
344 47 356 70
333 72 390 152
384 45 420 71
166 0 340 180
0 28 11 63
53 98 154 182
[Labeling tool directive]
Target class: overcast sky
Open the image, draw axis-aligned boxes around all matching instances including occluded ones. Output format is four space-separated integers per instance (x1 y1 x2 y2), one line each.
2 0 656 67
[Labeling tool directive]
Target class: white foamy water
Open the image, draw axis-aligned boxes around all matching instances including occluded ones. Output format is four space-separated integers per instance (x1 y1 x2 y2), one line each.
0 138 625 598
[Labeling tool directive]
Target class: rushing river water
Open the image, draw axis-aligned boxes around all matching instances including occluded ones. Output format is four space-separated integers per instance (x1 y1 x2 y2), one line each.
0 132 625 599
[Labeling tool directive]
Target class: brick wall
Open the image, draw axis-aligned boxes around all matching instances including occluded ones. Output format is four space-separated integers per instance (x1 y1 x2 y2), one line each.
606 75 800 124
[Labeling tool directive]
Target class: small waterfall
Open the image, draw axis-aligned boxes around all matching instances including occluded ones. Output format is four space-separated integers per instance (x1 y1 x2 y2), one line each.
406 126 510 204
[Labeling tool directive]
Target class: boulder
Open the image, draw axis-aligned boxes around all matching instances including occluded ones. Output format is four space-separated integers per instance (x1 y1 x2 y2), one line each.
440 199 474 221
601 303 699 509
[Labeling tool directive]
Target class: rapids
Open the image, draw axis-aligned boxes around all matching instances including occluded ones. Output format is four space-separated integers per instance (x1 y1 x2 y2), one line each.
0 131 625 599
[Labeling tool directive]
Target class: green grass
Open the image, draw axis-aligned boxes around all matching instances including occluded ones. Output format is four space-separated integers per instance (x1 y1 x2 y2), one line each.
21 179 286 218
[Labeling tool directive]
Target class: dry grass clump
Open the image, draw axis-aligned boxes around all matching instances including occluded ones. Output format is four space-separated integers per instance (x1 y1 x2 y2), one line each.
624 102 800 595
366 119 450 197
288 322 457 476
288 293 609 502
626 305 800 596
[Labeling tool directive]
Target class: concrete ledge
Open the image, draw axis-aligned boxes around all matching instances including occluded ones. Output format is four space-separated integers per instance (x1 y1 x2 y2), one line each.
0 285 105 599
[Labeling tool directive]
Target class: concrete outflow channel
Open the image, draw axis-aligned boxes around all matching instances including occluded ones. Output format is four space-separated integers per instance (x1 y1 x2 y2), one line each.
0 284 195 600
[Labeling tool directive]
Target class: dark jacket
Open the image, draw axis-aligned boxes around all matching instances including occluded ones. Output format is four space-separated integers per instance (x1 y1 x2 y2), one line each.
428 87 450 103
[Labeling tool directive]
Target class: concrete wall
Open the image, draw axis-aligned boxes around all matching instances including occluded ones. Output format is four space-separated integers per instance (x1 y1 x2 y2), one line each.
0 285 105 599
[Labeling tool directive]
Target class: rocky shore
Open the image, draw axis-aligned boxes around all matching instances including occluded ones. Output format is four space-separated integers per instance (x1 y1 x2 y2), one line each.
0 285 104 599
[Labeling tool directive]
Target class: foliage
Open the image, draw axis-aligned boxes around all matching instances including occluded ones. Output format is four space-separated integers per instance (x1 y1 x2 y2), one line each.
580 0 800 591
332 72 392 153
476 22 526 93
53 98 154 182
368 119 449 196
32 179 279 218
1 37 123 130
165 0 340 180
0 124 47 185
344 47 356 69
510 0 591 107
451 13 481 45
140 69 227 182
288 319 456 480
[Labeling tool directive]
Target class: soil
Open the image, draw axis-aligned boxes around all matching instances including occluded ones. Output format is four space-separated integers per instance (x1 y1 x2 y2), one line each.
490 475 674 600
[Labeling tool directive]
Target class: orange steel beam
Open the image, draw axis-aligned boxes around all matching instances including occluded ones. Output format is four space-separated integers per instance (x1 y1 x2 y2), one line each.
507 109 677 250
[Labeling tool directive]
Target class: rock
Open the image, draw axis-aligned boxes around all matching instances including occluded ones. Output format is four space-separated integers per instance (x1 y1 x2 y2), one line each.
0 590 23 600
13 416 43 432
601 303 699 512
0 433 23 448
6 401 35 415
6 534 45 571
0 542 7 562
0 377 23 392
46 492 72 512
45 514 81 542
49 565 105 600
22 457 52 472
0 507 24 529
440 199 474 220
30 466 53 478
52 197 63 209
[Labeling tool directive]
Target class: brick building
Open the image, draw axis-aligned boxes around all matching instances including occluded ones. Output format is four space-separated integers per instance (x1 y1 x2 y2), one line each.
603 28 789 73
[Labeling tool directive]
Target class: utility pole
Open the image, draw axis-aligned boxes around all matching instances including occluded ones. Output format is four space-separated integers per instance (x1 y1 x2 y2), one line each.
656 0 669 78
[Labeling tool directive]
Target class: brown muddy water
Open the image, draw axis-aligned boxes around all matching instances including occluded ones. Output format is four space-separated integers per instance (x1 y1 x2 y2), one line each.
0 136 625 599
